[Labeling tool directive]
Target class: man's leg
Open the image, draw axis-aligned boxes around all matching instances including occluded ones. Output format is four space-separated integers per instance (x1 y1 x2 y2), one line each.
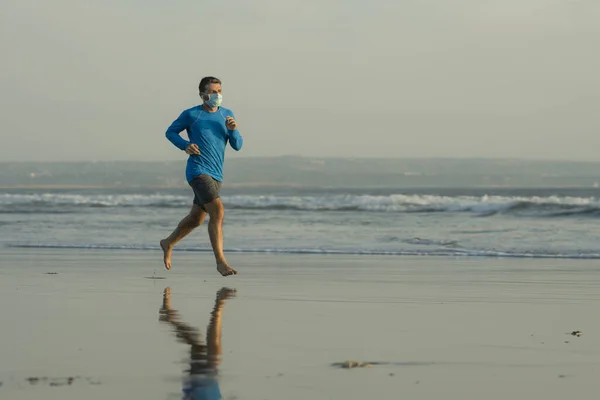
203 198 237 276
160 204 207 270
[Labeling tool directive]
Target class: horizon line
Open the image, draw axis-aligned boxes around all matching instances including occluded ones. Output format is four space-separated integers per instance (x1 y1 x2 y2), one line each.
2 156 600 164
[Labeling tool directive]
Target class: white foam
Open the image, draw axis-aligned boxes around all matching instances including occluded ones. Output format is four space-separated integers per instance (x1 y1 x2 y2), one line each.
221 194 599 214
1 193 599 214
0 193 188 207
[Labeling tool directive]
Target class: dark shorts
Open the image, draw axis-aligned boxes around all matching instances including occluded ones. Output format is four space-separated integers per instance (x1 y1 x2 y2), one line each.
189 174 222 210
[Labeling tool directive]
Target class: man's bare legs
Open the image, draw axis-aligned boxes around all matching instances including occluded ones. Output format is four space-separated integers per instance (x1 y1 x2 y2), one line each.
204 198 237 276
160 197 236 277
160 205 207 270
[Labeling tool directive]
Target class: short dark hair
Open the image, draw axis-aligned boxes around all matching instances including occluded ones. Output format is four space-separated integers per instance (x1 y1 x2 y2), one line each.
199 76 222 93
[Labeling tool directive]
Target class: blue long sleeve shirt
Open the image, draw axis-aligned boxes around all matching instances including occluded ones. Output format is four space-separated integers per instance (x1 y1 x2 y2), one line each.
165 105 243 183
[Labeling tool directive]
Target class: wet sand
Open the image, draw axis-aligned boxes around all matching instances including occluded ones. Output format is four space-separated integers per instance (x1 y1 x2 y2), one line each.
1 248 599 399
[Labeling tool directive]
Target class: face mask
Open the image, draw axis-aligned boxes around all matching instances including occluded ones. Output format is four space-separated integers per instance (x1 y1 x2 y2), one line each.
204 93 222 108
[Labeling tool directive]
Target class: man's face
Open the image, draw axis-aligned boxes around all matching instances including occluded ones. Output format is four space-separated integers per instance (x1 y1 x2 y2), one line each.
201 83 222 100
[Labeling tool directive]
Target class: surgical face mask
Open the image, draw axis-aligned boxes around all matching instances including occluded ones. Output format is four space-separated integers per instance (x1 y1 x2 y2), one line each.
204 93 222 108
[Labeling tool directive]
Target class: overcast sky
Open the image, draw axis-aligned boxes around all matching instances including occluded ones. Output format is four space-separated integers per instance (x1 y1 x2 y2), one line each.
1 0 599 162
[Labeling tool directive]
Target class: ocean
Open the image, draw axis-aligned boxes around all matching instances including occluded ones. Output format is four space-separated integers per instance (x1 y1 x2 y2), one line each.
2 185 600 260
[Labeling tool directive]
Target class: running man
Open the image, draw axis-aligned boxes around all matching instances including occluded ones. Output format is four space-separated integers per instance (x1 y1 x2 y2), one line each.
160 76 243 276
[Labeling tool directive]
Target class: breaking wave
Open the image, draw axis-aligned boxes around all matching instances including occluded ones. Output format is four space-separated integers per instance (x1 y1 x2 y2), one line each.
2 193 600 217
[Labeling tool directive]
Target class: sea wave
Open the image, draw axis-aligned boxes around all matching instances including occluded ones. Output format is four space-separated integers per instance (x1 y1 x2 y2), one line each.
6 243 600 260
2 193 600 216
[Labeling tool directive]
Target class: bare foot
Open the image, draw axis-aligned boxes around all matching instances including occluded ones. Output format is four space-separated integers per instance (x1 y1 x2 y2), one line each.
216 262 237 277
160 240 172 270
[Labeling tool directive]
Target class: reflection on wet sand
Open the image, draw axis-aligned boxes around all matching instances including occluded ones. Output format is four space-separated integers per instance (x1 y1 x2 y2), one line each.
160 287 236 400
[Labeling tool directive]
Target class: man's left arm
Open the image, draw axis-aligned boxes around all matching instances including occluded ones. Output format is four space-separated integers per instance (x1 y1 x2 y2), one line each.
225 112 243 151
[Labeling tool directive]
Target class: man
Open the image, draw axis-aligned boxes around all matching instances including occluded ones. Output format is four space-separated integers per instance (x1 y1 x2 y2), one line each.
160 76 243 276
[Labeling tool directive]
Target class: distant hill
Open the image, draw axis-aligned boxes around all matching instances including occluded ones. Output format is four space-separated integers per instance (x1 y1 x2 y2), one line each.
1 157 599 188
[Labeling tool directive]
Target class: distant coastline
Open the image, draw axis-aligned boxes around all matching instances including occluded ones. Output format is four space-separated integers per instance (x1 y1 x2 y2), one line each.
0 182 311 190
2 157 600 189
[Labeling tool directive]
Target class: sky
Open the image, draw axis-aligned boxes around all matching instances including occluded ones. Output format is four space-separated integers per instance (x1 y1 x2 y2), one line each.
1 0 599 162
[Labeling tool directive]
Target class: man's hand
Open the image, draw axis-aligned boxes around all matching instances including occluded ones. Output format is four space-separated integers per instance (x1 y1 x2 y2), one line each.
185 143 200 155
226 116 238 131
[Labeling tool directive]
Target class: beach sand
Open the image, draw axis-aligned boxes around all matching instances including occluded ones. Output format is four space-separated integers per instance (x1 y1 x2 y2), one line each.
1 247 599 399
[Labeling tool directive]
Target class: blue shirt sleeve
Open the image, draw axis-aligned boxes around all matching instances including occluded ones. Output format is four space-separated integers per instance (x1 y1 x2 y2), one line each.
165 110 191 151
227 111 243 151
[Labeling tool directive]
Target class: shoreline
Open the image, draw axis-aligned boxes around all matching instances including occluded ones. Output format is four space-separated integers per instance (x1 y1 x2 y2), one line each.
3 244 600 261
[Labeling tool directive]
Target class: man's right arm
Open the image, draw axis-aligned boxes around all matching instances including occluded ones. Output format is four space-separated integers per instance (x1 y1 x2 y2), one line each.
165 110 191 151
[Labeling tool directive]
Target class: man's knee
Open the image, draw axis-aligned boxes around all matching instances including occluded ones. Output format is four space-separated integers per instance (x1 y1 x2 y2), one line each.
189 216 202 227
189 206 206 227
205 199 224 222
